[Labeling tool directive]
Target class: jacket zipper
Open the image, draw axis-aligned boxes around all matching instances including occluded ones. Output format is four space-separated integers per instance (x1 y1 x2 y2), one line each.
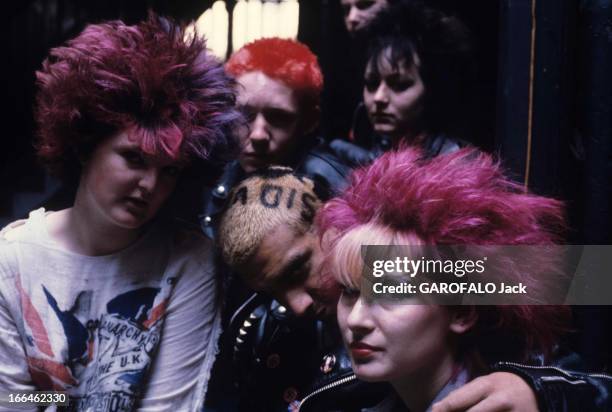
297 374 357 412
498 361 612 380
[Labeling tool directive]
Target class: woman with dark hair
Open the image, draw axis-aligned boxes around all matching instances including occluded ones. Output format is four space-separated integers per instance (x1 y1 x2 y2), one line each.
316 148 608 411
339 1 478 163
0 15 240 410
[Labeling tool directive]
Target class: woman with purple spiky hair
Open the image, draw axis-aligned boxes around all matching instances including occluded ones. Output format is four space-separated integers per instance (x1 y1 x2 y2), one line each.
0 14 240 411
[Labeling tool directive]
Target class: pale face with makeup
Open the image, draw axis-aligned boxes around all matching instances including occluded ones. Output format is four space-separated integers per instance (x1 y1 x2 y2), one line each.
79 129 182 230
337 288 460 382
363 48 426 141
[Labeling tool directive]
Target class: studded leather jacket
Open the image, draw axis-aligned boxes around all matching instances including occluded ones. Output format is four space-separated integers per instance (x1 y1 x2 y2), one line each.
201 134 612 411
225 293 389 412
199 137 358 240
225 295 612 412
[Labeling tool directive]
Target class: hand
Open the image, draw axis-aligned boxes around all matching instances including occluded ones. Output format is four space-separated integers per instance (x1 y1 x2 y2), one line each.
431 372 538 412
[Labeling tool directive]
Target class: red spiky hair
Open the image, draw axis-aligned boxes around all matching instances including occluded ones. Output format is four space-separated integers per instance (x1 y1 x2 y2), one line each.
35 13 241 178
226 37 323 116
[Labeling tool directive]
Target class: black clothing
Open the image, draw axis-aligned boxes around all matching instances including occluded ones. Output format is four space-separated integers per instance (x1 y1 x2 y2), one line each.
201 138 367 412
226 294 389 412
222 293 612 412
494 360 612 412
200 138 356 240
203 135 612 412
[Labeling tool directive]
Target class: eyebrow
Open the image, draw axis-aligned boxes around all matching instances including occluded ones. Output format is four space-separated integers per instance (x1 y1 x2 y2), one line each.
273 249 313 285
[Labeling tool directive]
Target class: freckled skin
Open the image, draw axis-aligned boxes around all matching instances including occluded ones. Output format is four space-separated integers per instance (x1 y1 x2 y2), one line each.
363 50 426 141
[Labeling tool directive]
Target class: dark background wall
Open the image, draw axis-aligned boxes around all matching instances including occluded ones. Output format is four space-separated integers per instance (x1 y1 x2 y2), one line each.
4 0 611 243
2 0 500 226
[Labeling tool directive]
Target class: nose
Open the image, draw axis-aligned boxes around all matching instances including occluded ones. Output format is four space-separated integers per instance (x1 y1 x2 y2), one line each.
283 289 314 317
139 167 160 194
346 7 360 31
346 297 374 334
248 113 270 150
373 83 389 106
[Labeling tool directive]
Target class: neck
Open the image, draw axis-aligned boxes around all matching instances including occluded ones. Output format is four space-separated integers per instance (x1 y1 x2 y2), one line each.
392 130 427 148
390 353 457 412
48 196 143 257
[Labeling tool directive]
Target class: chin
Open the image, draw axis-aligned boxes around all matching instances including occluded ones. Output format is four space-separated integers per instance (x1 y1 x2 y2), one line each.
238 159 257 173
352 363 393 382
373 124 397 136
110 209 150 230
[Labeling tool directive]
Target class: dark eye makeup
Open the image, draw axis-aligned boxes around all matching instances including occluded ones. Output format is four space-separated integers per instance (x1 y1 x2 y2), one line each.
356 0 376 11
121 150 145 166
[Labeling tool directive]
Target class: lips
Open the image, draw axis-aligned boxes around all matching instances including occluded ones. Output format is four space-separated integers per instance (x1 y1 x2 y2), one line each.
371 113 394 123
242 153 269 164
243 151 267 158
349 341 382 360
124 197 148 210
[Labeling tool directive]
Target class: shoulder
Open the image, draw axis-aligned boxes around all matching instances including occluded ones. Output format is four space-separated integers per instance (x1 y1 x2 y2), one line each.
0 209 48 281
297 139 358 199
424 134 470 158
161 219 216 281
167 220 214 262
0 208 47 243
201 161 245 240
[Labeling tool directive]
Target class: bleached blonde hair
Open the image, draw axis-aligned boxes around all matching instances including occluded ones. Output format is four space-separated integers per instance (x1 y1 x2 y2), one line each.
219 167 322 269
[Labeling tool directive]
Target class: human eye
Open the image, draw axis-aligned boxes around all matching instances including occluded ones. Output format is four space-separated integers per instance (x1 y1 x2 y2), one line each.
162 165 182 178
264 108 296 128
121 150 145 167
239 105 256 123
356 0 376 11
340 286 360 299
364 75 380 93
387 75 415 92
285 262 311 287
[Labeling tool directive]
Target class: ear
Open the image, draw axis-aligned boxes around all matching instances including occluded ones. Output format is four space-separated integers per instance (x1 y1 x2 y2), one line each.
301 105 320 135
449 306 477 335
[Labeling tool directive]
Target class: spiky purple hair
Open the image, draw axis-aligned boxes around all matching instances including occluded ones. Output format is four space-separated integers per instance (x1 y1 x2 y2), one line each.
35 14 241 177
318 147 570 362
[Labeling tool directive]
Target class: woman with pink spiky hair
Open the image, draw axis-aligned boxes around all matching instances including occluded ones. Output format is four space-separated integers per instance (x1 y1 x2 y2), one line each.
0 14 240 410
317 147 610 411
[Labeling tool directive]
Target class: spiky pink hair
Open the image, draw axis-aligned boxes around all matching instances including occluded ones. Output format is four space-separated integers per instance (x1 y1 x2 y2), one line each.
226 38 323 115
35 14 240 177
318 147 570 362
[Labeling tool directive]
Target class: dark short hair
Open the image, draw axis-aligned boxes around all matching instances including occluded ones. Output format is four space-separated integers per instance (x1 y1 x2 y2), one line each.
365 1 475 138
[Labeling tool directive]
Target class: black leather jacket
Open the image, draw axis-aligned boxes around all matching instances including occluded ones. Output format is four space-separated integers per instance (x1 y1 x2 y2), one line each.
493 360 612 411
226 294 389 412
330 131 466 168
199 137 356 240
202 134 612 411
227 298 612 412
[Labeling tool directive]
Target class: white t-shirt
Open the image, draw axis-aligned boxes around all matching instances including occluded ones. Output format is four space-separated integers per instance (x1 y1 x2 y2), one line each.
0 209 222 411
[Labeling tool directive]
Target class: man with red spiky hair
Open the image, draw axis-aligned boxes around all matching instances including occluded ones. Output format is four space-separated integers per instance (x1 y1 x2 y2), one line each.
200 38 368 412
200 37 364 240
